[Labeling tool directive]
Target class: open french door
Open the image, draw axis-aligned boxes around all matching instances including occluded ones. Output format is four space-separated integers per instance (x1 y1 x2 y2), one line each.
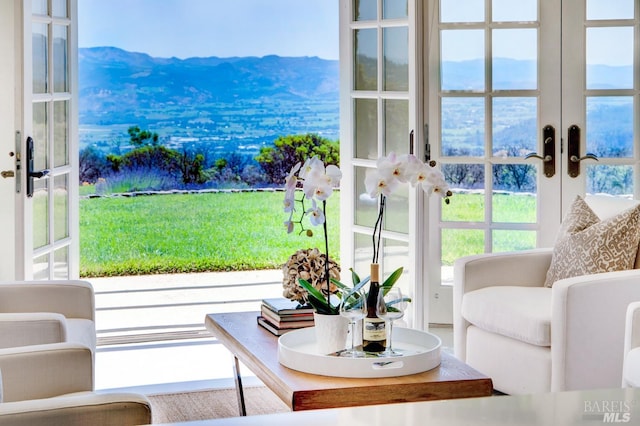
16 0 79 280
339 0 430 328
427 0 639 324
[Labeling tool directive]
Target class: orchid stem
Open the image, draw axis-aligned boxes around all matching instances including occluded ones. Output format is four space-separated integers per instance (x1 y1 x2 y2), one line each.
322 199 330 312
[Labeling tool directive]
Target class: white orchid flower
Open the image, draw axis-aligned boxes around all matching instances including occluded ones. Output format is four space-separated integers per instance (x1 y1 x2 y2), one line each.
364 167 400 198
283 191 295 213
299 156 324 180
324 164 342 187
306 199 326 226
285 161 301 190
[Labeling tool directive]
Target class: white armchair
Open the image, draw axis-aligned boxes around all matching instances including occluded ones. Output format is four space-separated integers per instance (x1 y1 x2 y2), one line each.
0 343 152 425
623 302 640 387
454 195 640 395
0 280 96 353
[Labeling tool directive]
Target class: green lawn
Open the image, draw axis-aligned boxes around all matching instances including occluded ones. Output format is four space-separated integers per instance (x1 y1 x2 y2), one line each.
80 191 537 277
80 191 340 277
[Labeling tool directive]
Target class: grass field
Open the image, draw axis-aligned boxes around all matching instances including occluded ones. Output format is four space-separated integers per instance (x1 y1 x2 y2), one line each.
80 191 340 277
80 191 537 277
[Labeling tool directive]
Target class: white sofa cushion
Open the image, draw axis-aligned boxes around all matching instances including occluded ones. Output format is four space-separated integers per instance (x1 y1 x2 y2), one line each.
544 196 640 287
624 347 640 388
461 286 552 346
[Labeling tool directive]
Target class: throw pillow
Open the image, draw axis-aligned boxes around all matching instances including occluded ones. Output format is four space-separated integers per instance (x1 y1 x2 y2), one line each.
544 196 640 287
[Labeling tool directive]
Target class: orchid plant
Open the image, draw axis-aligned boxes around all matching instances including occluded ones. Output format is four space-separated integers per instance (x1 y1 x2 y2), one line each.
364 152 452 265
283 156 343 314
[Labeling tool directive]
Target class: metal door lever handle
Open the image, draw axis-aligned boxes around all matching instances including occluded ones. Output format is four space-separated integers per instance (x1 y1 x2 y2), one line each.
1 170 14 178
570 154 598 163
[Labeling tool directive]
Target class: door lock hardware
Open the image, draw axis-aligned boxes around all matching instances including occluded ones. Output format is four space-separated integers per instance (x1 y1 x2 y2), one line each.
26 136 50 197
525 125 555 177
567 125 598 178
1 171 14 178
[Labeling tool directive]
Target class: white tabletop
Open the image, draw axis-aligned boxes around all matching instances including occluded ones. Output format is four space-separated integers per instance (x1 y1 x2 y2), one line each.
156 387 640 426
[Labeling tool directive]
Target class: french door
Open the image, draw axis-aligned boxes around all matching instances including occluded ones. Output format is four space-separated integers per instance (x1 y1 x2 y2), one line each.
340 0 426 328
17 0 79 280
427 0 639 323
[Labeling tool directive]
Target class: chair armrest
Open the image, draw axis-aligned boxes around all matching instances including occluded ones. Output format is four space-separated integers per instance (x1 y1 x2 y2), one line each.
0 313 67 349
453 248 552 360
0 281 94 321
0 343 93 402
625 302 640 354
551 269 640 391
453 248 552 295
0 392 152 426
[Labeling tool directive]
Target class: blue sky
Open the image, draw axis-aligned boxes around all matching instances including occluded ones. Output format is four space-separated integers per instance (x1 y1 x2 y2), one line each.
78 0 339 59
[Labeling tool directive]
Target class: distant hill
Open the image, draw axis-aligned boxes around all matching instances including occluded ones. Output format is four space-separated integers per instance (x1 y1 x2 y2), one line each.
78 47 340 125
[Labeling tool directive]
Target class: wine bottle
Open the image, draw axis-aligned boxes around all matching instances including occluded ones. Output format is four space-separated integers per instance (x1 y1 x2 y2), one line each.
362 263 386 353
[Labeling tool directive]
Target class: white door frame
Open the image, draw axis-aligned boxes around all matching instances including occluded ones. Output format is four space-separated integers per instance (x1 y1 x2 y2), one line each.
0 1 19 280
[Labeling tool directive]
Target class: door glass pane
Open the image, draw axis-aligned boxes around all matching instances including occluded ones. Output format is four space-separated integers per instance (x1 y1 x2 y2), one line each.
383 238 409 290
54 247 69 279
442 228 484 264
384 99 408 155
33 179 49 249
385 184 409 233
441 97 485 156
32 0 48 15
54 174 69 241
586 27 633 90
493 230 536 252
354 0 377 21
493 0 537 22
587 0 634 20
354 29 378 90
32 23 48 94
53 25 68 93
52 0 68 18
354 233 374 274
32 103 49 171
355 166 378 226
383 0 407 19
33 254 50 280
492 97 537 155
586 96 633 158
441 0 484 23
441 30 484 91
493 29 537 90
492 185 536 223
441 167 485 221
54 101 68 167
587 165 633 195
383 27 408 91
355 99 378 159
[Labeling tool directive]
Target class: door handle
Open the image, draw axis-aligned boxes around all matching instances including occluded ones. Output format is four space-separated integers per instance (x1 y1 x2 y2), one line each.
26 136 49 198
567 125 598 178
525 125 555 178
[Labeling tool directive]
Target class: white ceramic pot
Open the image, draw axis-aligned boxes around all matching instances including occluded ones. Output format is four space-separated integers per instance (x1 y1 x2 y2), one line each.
313 312 349 355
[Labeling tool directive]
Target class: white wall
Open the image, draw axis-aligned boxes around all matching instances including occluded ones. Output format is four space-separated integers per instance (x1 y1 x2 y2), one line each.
0 0 17 279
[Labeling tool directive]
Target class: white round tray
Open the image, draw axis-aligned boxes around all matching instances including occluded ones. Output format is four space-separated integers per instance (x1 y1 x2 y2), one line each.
278 327 441 378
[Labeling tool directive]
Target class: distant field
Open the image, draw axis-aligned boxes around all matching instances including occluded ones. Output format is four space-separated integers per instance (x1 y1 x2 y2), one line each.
80 191 536 277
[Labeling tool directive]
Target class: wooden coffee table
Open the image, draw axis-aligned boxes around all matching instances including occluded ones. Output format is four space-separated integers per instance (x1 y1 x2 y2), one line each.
204 312 493 414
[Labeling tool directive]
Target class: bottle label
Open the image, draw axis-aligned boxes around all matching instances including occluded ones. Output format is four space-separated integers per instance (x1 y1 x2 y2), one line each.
363 317 386 341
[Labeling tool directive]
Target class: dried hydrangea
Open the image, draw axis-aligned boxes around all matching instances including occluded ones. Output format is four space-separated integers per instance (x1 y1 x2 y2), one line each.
282 248 341 303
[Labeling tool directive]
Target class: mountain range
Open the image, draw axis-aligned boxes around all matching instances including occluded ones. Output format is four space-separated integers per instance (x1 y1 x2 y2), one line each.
79 46 339 126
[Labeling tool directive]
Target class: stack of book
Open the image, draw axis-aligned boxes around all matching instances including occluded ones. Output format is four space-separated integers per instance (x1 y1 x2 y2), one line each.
257 298 315 336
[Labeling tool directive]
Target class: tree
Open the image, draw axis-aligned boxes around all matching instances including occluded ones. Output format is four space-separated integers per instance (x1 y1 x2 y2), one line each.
79 146 109 183
127 126 159 147
255 133 339 184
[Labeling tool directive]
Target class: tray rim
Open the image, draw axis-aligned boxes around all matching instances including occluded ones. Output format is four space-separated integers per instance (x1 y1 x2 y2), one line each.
278 326 442 378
